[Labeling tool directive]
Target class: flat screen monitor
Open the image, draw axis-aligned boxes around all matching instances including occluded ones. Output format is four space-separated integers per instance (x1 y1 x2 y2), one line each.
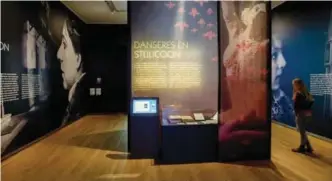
131 98 159 115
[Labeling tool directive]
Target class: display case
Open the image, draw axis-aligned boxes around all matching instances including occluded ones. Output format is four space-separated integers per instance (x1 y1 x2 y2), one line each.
158 102 218 164
161 105 218 126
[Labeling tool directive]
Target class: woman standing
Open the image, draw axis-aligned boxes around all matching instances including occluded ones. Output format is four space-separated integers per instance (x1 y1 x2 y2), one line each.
292 78 314 153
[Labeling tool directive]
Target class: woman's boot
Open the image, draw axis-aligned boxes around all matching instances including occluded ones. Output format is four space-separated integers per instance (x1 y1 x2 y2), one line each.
292 145 305 153
305 141 313 153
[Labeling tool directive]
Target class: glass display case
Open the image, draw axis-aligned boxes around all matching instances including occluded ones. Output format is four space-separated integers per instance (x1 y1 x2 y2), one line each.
161 104 218 126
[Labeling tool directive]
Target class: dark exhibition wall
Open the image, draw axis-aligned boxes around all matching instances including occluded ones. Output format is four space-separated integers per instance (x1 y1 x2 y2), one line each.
272 2 332 139
1 1 129 158
81 25 129 113
1 1 84 157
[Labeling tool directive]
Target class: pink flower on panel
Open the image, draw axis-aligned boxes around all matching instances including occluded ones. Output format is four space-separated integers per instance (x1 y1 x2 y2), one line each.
189 8 200 18
165 1 175 9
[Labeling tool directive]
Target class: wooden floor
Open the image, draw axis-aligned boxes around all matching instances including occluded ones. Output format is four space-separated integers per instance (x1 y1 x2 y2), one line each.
2 114 332 181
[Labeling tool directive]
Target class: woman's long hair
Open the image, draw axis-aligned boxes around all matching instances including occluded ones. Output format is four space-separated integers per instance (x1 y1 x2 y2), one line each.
292 78 314 102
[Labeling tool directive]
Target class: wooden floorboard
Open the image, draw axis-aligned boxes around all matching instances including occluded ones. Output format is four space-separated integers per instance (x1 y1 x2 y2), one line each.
2 114 332 181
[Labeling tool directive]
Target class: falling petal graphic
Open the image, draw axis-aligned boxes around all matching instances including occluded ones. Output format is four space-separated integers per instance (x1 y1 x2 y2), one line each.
203 31 216 40
207 23 214 28
189 8 200 18
191 28 198 33
207 8 213 15
165 1 175 9
197 18 206 26
178 7 185 13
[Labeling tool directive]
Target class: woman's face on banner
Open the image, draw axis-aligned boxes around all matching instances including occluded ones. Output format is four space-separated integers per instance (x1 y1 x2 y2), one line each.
271 36 286 91
57 21 80 90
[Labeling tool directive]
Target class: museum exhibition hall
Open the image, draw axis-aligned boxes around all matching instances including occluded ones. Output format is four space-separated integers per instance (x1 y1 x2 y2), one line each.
1 1 331 181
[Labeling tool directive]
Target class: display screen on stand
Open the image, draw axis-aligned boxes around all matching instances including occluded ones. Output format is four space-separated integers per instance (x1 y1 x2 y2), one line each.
132 99 158 114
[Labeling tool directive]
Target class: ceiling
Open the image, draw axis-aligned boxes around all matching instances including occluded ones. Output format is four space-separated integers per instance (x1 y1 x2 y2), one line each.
61 1 285 25
61 1 127 24
271 1 286 9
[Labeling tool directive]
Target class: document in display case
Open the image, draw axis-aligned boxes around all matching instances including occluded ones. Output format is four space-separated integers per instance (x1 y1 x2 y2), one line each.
193 113 205 121
168 115 182 124
181 116 195 122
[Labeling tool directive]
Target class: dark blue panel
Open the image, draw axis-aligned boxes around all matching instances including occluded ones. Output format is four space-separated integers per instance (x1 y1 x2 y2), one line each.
159 124 218 164
273 2 332 139
129 116 160 159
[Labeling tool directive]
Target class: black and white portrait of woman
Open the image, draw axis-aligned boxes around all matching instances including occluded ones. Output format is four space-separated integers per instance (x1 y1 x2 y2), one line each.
271 18 295 125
